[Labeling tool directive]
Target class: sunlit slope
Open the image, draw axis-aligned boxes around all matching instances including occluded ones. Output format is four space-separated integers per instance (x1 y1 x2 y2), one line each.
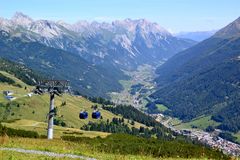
2 119 110 138
0 71 145 129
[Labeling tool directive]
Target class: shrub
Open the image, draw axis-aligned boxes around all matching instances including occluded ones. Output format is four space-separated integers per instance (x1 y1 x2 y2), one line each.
61 133 228 159
0 73 15 84
205 126 215 132
0 123 39 138
54 119 67 127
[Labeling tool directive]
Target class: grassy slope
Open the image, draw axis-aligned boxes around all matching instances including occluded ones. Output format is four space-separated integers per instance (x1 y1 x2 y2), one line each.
156 104 168 112
2 119 110 138
0 72 230 160
0 151 72 160
0 71 145 132
175 115 220 130
0 151 210 160
0 137 213 160
0 137 156 160
233 132 240 143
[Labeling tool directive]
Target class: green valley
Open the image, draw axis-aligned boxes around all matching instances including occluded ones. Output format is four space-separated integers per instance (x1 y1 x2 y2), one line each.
0 5 240 159
0 62 230 160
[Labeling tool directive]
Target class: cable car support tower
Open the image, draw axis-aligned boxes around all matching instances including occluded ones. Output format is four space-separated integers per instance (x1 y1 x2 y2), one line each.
35 80 70 140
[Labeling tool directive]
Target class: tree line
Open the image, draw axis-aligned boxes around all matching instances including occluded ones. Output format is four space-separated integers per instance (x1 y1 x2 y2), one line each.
81 117 173 139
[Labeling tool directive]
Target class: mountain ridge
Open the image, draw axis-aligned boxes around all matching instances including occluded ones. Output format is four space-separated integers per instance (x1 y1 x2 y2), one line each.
214 16 240 38
175 30 217 42
0 12 195 97
0 12 195 70
151 16 240 132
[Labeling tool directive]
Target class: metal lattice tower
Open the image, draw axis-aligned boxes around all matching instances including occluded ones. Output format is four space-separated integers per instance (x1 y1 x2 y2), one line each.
35 80 70 139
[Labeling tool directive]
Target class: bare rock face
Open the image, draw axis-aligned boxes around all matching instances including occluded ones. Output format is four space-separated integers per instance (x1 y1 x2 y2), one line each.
0 12 195 70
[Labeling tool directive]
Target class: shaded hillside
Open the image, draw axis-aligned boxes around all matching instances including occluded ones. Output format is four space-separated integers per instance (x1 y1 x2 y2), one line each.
151 17 240 132
0 30 127 97
0 58 43 85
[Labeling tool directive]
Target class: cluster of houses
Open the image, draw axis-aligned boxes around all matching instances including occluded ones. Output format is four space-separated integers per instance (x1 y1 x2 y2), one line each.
186 130 240 156
2 90 33 101
151 113 240 157
3 90 16 101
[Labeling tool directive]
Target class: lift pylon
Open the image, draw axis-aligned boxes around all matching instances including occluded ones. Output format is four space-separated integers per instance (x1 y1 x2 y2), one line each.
34 80 70 139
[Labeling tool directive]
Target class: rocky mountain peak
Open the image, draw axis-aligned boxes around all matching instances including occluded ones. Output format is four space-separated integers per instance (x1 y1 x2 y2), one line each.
11 12 33 26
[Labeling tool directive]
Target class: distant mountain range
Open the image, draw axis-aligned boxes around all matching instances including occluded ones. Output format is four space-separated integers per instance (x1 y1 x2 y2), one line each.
175 30 217 42
0 12 195 69
151 17 240 132
0 12 195 97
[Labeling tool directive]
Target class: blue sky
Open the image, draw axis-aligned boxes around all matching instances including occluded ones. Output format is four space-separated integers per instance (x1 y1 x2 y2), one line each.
0 0 239 33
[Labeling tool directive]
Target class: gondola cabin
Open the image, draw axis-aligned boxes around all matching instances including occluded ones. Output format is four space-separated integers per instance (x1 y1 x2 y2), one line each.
92 111 101 119
79 111 88 119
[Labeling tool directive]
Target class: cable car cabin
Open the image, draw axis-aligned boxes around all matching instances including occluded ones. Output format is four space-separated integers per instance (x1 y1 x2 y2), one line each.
79 111 88 119
92 111 101 119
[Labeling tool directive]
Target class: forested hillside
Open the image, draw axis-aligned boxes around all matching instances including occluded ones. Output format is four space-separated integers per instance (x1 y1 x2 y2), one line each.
0 30 127 97
151 17 240 132
0 58 42 85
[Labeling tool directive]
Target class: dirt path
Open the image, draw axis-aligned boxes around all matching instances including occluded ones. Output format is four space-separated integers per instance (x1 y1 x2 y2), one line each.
0 147 96 160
